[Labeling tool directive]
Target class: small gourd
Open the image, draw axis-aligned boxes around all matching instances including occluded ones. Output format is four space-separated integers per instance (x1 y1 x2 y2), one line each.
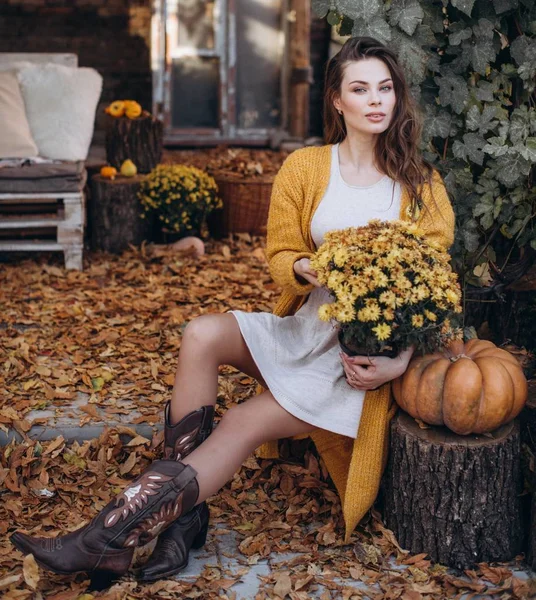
120 159 137 177
100 166 117 180
125 101 142 119
105 101 125 118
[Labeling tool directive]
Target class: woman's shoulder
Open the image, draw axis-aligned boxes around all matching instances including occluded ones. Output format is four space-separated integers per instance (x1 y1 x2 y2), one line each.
280 144 332 172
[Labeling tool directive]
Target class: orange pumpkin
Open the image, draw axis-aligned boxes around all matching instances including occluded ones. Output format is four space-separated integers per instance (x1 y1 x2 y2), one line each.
100 166 117 180
392 339 528 435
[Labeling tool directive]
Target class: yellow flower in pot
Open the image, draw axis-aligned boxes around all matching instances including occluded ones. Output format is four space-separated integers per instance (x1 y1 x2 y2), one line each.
138 164 222 240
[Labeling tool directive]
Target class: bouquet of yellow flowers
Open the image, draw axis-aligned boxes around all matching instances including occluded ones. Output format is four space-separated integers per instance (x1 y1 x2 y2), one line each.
139 164 222 237
310 220 463 356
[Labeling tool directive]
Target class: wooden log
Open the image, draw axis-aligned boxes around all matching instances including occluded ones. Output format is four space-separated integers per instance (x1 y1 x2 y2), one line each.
89 175 151 253
383 411 523 569
105 116 163 174
520 380 536 570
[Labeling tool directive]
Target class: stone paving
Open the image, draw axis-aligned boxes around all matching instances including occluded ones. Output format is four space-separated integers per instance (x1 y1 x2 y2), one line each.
3 396 535 597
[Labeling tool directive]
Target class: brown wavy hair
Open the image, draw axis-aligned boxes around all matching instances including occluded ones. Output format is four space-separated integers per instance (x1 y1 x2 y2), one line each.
323 36 435 215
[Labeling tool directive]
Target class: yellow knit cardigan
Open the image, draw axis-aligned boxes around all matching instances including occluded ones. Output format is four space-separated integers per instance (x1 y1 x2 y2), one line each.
256 144 455 541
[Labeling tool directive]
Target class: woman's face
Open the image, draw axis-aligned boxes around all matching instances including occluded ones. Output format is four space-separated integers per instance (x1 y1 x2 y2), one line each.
333 57 397 136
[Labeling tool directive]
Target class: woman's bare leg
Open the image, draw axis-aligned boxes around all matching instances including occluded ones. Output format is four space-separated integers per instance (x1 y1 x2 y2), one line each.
182 391 315 501
169 313 265 423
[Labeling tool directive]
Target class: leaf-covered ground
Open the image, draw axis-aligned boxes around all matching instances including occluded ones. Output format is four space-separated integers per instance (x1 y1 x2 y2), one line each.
0 239 534 599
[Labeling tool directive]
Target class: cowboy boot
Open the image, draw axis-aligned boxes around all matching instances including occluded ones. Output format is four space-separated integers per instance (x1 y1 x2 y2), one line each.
137 402 214 582
163 402 214 461
11 460 200 577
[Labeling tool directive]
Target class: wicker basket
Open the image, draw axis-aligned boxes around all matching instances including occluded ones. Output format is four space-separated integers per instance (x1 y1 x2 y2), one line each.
208 177 273 238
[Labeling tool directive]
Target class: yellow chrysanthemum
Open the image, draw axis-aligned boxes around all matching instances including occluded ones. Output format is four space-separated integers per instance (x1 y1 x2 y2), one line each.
445 289 460 305
333 247 349 267
357 304 381 322
424 310 437 322
411 314 424 327
336 305 355 323
379 290 397 308
383 308 395 321
318 304 332 322
372 322 392 341
328 270 346 289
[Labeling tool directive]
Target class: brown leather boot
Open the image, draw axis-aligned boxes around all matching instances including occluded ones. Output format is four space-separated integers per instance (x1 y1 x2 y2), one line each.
137 402 214 582
163 402 215 460
11 460 200 577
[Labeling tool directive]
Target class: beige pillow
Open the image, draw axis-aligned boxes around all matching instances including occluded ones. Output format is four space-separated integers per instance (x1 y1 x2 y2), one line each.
0 71 38 158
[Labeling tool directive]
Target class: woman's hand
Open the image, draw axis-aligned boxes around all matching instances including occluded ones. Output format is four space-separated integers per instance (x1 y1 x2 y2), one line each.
341 346 414 391
293 257 322 288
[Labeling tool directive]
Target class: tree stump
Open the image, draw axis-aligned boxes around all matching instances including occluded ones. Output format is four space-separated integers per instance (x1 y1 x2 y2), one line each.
520 380 536 570
383 411 523 570
105 116 163 174
89 174 151 253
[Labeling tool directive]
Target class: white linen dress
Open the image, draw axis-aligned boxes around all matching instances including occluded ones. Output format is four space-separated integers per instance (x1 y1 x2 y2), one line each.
230 144 402 438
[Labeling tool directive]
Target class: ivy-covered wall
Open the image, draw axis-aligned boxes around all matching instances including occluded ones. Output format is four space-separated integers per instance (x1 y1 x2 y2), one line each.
313 0 536 344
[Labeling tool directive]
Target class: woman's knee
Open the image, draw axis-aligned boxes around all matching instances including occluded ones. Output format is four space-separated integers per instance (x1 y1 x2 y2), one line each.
182 314 226 351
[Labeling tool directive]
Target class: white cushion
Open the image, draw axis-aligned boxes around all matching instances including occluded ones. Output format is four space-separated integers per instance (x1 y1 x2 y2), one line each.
0 61 34 73
0 71 38 158
17 63 103 161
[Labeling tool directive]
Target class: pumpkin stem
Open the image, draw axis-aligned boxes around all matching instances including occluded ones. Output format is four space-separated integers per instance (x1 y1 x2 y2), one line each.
450 353 471 362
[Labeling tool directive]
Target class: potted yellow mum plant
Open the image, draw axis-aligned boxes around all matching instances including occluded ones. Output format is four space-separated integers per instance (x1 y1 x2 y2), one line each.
139 164 222 241
310 220 463 357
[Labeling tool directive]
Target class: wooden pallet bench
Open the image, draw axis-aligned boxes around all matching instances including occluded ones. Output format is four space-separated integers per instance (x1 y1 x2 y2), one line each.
0 191 85 270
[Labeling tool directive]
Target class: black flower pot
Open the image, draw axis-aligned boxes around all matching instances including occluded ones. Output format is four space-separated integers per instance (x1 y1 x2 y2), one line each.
338 330 399 358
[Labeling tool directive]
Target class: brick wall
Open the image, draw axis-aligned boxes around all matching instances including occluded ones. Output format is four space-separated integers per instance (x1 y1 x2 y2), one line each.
0 0 153 143
0 2 329 144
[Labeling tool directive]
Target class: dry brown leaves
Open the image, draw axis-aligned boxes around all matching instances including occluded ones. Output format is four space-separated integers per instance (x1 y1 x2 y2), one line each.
0 239 535 599
162 147 289 182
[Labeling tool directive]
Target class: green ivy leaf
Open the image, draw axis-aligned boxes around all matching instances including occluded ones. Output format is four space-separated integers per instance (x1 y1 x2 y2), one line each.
493 0 519 15
352 17 392 44
510 35 531 67
462 226 482 253
483 135 509 157
336 0 381 21
391 30 430 85
509 107 533 143
451 0 476 17
424 108 457 138
449 24 472 46
462 38 497 75
452 132 487 165
435 72 469 113
474 80 496 102
473 195 498 230
472 18 495 41
466 104 500 134
311 0 331 18
388 0 424 36
512 137 536 161
421 1 445 34
492 153 532 187
475 174 500 197
413 23 438 47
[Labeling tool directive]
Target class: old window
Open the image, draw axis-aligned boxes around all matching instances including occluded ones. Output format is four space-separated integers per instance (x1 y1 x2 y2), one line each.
152 0 288 145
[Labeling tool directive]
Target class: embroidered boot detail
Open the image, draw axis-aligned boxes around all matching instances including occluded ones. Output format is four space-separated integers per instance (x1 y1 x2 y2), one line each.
104 473 172 528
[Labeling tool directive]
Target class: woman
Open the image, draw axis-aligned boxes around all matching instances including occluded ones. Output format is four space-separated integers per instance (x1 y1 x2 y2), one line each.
11 37 454 580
